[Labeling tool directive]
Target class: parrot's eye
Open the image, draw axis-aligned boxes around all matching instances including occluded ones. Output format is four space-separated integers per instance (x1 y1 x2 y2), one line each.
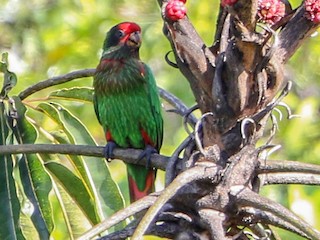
116 30 125 39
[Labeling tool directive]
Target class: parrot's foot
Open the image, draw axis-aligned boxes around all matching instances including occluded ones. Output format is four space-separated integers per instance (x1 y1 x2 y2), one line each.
104 141 117 162
138 145 158 168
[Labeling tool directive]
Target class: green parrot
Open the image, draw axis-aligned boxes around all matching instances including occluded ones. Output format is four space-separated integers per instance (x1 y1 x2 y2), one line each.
93 22 163 202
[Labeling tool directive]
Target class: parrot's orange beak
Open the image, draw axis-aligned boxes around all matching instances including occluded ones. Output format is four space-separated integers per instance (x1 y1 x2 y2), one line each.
127 31 141 47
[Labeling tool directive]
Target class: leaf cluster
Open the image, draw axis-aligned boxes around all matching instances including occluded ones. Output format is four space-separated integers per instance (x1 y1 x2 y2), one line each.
0 58 123 239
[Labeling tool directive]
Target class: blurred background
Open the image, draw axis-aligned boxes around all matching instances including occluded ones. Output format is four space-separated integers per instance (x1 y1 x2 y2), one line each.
0 0 319 239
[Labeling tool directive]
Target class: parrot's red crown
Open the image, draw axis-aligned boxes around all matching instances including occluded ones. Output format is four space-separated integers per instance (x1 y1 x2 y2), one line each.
117 22 141 34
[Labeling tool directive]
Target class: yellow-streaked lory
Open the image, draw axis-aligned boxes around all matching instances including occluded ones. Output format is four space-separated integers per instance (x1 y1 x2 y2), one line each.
93 22 163 203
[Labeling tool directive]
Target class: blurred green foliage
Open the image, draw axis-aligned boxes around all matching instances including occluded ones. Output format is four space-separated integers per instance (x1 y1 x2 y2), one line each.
0 0 320 239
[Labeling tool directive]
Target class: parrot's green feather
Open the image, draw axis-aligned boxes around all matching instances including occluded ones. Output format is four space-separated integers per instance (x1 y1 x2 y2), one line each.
94 60 162 150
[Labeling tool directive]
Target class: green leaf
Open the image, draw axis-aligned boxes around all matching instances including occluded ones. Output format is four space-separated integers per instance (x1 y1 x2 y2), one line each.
51 180 91 239
0 53 17 98
0 52 8 72
86 157 125 218
46 102 95 146
0 101 25 240
11 97 53 238
45 162 98 225
48 102 124 216
18 156 52 239
36 102 93 186
36 102 124 219
19 207 40 240
0 155 25 240
11 96 38 143
36 102 100 220
48 87 93 102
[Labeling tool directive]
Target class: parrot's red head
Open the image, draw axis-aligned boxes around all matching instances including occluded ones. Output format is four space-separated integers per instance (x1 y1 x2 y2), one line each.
103 22 142 51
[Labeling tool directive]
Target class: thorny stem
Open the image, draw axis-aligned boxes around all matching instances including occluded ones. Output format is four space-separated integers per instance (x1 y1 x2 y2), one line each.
240 207 312 239
231 187 320 239
165 134 193 186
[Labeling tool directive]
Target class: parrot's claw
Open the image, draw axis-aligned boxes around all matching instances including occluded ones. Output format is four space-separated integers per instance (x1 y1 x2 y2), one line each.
138 145 158 168
104 141 117 162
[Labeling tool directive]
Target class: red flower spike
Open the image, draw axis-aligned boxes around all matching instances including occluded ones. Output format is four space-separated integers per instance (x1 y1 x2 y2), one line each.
305 0 320 23
165 0 187 21
257 0 285 25
221 0 238 7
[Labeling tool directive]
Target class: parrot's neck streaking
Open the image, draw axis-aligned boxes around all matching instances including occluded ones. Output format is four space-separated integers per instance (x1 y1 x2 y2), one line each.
95 47 145 94
101 44 140 60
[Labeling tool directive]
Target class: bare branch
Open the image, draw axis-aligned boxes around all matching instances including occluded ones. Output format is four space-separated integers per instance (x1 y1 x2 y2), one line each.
0 144 169 171
3 143 320 186
78 195 158 240
258 159 320 175
261 172 320 185
19 69 96 100
277 5 320 63
158 87 197 126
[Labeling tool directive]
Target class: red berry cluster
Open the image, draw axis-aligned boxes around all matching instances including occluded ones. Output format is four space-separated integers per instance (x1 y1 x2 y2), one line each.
305 0 320 23
221 0 238 7
257 0 285 24
165 0 187 21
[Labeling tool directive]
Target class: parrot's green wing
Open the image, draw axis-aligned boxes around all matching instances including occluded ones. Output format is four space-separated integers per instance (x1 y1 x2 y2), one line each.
144 63 163 151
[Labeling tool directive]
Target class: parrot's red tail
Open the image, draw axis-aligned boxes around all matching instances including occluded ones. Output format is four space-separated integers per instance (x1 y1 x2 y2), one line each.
127 165 156 203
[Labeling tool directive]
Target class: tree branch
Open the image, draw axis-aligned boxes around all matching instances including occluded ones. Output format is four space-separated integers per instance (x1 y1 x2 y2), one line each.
2 143 320 182
159 10 216 115
19 69 96 100
78 195 158 240
277 5 320 63
258 159 320 175
0 144 168 171
261 172 320 185
158 87 197 126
